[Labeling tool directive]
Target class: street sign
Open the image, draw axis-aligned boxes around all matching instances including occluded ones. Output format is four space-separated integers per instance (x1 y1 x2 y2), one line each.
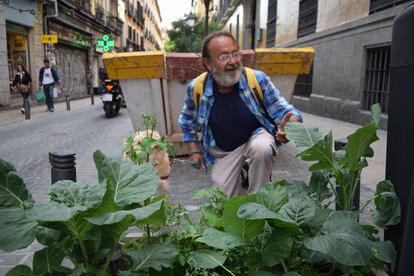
41 35 58 44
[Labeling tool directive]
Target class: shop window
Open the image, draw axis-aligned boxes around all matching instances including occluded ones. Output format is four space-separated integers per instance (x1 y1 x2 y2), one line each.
362 46 391 114
266 0 277 47
369 0 410 14
297 0 317 38
293 65 313 97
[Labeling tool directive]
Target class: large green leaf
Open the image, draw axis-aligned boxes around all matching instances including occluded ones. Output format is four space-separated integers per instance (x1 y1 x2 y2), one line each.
308 171 332 202
371 240 396 271
223 195 265 241
249 272 276 276
279 197 316 227
285 122 324 153
371 180 401 229
238 202 300 234
304 217 371 266
86 200 162 225
5 265 35 276
127 244 178 271
283 180 308 199
256 182 288 212
198 227 246 249
93 150 159 207
0 158 16 175
136 196 167 226
26 202 74 222
300 132 335 171
261 231 293 266
0 208 38 251
33 246 65 275
0 171 32 208
48 180 106 211
343 123 379 171
187 249 227 269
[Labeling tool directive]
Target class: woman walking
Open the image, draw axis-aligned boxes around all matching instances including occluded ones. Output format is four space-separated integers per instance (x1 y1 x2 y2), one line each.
13 64 32 114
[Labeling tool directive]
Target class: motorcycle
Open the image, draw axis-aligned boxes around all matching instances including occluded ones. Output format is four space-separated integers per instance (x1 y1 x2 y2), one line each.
102 79 124 118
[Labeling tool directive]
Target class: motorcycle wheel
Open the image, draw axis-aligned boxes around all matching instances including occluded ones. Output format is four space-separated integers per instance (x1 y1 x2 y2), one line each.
104 103 113 118
115 100 121 114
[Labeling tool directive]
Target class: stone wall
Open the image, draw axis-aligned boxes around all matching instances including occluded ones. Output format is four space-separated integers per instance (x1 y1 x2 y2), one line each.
280 4 412 129
0 6 9 106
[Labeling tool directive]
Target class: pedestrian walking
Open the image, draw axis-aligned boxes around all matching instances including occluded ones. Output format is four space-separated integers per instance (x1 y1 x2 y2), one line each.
13 64 32 114
179 31 303 197
38 59 62 112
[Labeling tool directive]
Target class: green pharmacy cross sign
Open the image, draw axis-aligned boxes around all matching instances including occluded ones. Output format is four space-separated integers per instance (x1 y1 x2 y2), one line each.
96 34 115 52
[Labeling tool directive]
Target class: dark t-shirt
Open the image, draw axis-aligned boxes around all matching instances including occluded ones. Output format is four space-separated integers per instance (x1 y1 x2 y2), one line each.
209 83 261 151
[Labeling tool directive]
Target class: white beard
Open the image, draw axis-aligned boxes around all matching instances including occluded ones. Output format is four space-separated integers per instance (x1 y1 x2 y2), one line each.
211 65 243 87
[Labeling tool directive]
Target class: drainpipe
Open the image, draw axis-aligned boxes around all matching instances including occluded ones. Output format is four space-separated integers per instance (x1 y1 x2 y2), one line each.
43 0 58 58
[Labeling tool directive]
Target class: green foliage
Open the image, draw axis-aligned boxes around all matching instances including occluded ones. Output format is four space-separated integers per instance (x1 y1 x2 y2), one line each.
0 104 401 275
165 14 222 53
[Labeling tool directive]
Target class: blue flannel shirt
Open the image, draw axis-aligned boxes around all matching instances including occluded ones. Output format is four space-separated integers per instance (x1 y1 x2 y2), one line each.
178 68 303 167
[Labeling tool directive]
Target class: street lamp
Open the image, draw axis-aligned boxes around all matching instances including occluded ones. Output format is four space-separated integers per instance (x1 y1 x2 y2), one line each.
186 12 196 52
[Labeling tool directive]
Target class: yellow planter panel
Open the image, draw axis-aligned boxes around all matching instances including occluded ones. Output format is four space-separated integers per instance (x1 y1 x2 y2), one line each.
255 48 314 75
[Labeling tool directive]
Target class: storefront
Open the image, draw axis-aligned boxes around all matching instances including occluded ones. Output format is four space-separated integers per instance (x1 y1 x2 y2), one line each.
48 20 92 99
6 22 31 96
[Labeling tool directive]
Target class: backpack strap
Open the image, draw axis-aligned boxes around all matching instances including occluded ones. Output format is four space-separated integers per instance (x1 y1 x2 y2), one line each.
193 72 208 108
244 67 263 103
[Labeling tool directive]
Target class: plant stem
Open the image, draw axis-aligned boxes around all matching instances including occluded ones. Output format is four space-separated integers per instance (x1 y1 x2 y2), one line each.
281 260 288 273
220 264 236 276
144 199 151 240
359 196 378 214
78 237 89 265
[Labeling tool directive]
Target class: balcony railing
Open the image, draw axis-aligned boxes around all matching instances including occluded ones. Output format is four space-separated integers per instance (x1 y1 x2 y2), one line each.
106 15 123 34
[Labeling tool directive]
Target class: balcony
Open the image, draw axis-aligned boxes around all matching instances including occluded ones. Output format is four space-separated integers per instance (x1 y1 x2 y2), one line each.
94 1 105 25
106 15 123 35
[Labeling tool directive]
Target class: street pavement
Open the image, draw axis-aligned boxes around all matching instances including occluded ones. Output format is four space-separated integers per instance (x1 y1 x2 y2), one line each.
0 97 387 275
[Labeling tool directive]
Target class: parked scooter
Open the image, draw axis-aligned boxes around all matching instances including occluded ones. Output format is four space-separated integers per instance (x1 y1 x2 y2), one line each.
102 79 123 118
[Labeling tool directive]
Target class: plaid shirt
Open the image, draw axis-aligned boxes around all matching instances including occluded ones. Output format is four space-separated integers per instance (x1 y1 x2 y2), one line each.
178 68 303 167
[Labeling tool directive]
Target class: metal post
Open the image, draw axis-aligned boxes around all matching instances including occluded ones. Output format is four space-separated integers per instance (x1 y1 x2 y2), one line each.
334 138 360 211
65 95 71 111
24 98 30 120
49 151 76 184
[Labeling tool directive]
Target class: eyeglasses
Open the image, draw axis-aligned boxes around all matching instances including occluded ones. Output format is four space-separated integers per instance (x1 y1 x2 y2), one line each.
216 52 242 62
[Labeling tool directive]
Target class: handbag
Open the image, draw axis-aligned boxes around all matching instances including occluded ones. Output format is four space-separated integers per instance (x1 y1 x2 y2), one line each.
18 84 30 94
53 87 58 98
35 90 45 103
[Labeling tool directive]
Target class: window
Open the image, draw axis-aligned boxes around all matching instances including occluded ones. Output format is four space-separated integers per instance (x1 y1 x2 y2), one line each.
293 65 313 97
236 14 240 43
362 46 391 113
266 0 277 47
128 26 132 40
369 0 410 14
297 0 317 38
133 29 136 42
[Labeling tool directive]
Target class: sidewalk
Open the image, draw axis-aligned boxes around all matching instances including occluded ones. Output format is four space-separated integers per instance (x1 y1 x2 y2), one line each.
0 100 387 275
0 97 95 127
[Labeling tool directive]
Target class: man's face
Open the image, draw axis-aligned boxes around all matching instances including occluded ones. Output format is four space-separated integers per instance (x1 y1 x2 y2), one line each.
44 62 50 68
203 36 243 87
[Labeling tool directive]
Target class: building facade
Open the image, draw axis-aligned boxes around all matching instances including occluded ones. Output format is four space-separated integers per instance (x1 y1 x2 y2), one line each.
123 0 162 52
212 0 414 128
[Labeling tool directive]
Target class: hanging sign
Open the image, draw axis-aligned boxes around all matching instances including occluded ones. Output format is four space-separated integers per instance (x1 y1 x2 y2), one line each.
96 34 115 53
41 34 58 44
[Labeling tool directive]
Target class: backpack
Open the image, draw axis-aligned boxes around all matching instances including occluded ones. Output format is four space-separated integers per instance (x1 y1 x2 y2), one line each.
192 67 264 107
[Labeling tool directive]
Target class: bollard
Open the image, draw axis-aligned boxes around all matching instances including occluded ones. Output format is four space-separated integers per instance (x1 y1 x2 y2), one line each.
65 95 71 111
49 151 76 184
24 98 30 120
334 138 360 211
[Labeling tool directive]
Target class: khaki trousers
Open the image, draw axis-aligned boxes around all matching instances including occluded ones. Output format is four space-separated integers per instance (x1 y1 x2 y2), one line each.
210 129 278 197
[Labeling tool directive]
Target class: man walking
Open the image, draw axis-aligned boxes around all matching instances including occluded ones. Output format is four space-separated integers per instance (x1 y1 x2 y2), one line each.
38 59 62 112
179 31 302 197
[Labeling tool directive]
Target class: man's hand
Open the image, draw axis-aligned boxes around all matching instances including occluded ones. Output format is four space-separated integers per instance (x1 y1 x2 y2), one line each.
276 112 301 143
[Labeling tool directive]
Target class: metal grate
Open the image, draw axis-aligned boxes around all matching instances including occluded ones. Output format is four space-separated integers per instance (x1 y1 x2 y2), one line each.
362 46 391 113
293 65 313 97
369 0 410 14
297 0 317 38
266 0 277 47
